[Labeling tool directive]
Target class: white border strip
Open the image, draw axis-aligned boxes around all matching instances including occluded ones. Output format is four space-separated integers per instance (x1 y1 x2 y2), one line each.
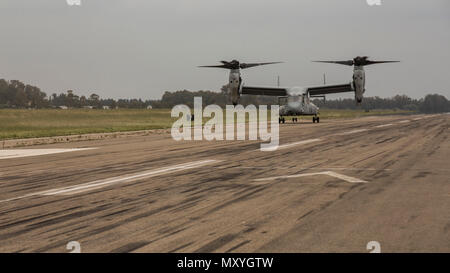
0 148 96 160
0 159 220 202
254 171 368 184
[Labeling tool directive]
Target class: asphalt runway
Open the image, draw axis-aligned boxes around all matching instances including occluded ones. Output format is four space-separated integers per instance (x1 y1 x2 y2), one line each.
0 114 449 253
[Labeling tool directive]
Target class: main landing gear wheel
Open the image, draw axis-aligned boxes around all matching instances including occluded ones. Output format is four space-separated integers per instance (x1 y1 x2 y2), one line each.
279 117 286 124
292 117 298 123
313 116 320 123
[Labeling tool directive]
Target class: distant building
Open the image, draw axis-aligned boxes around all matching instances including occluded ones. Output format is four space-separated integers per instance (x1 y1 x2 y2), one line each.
58 106 68 110
102 106 110 110
83 106 94 109
147 105 153 109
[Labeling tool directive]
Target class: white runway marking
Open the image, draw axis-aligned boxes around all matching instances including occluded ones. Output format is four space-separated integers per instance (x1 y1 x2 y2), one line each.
413 117 423 121
263 138 322 151
241 166 392 171
253 171 368 184
398 120 410 123
337 129 369 135
0 148 96 160
374 123 394 128
0 159 220 202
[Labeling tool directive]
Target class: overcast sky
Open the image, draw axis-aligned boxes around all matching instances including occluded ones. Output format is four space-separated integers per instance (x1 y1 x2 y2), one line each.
0 0 449 100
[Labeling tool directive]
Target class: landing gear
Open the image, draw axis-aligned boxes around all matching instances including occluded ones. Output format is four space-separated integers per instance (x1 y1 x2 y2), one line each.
313 116 320 123
279 117 286 124
292 117 298 123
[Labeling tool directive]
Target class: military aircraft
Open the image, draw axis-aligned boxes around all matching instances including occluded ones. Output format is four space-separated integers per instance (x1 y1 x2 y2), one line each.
313 56 399 103
200 57 398 124
200 59 354 124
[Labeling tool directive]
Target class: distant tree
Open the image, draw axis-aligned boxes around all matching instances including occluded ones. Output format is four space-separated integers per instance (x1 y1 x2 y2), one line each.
80 96 87 107
89 93 99 101
89 93 100 108
24 85 47 108
419 94 450 113
0 79 10 106
14 89 28 107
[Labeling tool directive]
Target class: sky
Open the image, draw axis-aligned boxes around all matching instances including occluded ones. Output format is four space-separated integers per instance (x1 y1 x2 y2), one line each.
0 0 449 100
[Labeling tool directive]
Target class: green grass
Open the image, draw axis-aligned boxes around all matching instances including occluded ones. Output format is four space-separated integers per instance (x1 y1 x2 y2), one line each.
0 109 177 140
317 108 414 119
0 108 416 140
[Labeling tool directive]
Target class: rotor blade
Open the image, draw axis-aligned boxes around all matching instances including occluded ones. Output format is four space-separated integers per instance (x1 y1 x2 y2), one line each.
365 60 400 65
312 60 354 66
198 64 231 69
239 62 283 69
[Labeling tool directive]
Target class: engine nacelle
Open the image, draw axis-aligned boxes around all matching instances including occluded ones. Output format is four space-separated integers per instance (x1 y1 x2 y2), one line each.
352 69 365 103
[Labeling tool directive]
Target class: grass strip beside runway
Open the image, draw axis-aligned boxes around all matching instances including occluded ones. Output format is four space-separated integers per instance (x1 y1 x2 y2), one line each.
0 108 414 140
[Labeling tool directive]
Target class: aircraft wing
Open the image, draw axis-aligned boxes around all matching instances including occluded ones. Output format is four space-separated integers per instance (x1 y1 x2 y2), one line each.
241 83 353 97
306 83 354 96
241 86 288 96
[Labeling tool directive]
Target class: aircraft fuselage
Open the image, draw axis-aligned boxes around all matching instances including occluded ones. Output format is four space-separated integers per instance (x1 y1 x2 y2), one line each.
279 95 319 116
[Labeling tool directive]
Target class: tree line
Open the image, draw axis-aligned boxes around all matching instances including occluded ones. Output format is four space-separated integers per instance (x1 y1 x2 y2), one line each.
0 79 449 113
312 94 450 113
0 79 154 109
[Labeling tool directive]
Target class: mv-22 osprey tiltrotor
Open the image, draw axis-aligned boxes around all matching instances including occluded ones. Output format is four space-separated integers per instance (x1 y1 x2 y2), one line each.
200 57 398 124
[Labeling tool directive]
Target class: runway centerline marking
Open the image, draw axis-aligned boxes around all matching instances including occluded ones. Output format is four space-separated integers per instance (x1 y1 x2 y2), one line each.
0 159 220 202
253 171 368 184
397 120 410 123
257 138 322 151
374 123 393 128
336 129 369 135
240 166 392 171
0 148 96 160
